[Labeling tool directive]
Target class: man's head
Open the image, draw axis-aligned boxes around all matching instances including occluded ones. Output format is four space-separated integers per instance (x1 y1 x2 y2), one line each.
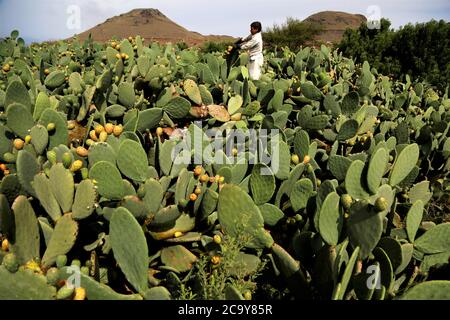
250 21 262 35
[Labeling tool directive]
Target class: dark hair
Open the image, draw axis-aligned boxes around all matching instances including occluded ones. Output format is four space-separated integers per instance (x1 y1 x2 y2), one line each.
250 21 262 33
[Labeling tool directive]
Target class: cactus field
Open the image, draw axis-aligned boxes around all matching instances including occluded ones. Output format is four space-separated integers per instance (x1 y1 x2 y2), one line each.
0 30 449 300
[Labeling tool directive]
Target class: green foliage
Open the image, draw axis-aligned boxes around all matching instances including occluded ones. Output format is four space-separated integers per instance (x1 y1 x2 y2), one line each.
263 17 323 50
338 19 450 90
0 29 448 301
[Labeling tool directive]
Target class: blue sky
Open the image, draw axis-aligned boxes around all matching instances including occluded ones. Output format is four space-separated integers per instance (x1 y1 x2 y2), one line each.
1 0 449 43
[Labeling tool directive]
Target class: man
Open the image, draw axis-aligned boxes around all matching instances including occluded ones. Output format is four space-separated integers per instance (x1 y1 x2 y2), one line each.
235 21 264 80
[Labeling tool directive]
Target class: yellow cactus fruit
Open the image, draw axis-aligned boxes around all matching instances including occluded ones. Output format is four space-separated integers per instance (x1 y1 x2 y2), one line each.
70 160 83 172
94 124 104 135
113 125 123 137
302 155 311 164
76 146 88 157
73 287 86 301
13 139 24 150
104 123 114 134
189 193 198 201
211 256 220 265
193 166 202 176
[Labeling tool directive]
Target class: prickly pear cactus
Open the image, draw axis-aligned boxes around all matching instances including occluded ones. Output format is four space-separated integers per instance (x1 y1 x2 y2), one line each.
0 30 448 301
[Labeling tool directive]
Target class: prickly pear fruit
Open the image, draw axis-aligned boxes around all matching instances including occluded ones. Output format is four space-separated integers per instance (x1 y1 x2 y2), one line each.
291 154 300 164
303 155 311 164
3 253 19 273
1 239 9 251
178 198 189 209
47 150 57 165
341 194 353 210
243 290 252 300
99 131 108 142
374 197 388 212
211 256 220 265
189 193 198 201
80 167 89 180
62 152 72 168
113 125 123 137
105 123 114 134
213 234 222 244
94 124 104 135
76 146 88 157
13 139 24 150
56 285 75 300
73 287 86 300
56 255 68 268
3 152 15 163
46 267 60 286
71 259 81 267
70 160 83 172
47 123 56 132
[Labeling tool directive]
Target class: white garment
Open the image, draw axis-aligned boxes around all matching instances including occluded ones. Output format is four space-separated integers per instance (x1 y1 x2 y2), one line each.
240 32 264 80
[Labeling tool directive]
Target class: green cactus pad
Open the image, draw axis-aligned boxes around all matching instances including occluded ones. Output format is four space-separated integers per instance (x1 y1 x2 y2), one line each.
408 180 432 205
72 179 97 220
0 194 13 238
160 245 198 273
33 173 62 222
10 196 40 265
301 81 323 101
0 266 56 299
163 96 191 119
250 164 276 205
117 82 135 108
30 125 49 155
334 246 360 300
258 203 284 227
42 214 78 268
39 109 68 149
367 148 388 194
291 178 314 212
4 80 32 111
318 192 342 246
405 200 424 243
347 201 383 259
16 149 39 197
6 103 34 138
110 207 149 294
183 79 202 105
328 155 352 181
117 139 148 182
49 163 74 213
44 70 66 88
400 281 450 300
89 161 125 200
137 108 163 131
58 266 142 300
337 119 359 141
143 286 172 300
414 223 450 254
271 243 310 299
88 142 116 166
218 184 274 249
341 91 360 115
345 160 370 200
389 143 419 187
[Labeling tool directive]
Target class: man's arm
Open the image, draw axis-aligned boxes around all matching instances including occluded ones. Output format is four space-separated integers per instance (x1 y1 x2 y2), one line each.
239 35 259 50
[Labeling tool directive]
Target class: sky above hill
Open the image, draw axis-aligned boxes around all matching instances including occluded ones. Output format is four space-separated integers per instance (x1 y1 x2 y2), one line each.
1 0 449 43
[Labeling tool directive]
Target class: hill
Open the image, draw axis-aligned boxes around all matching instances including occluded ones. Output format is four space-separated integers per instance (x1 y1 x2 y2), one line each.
304 11 367 43
69 8 235 45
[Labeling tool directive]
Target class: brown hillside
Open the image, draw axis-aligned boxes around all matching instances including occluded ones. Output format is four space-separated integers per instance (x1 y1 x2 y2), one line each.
69 8 235 45
304 11 367 44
